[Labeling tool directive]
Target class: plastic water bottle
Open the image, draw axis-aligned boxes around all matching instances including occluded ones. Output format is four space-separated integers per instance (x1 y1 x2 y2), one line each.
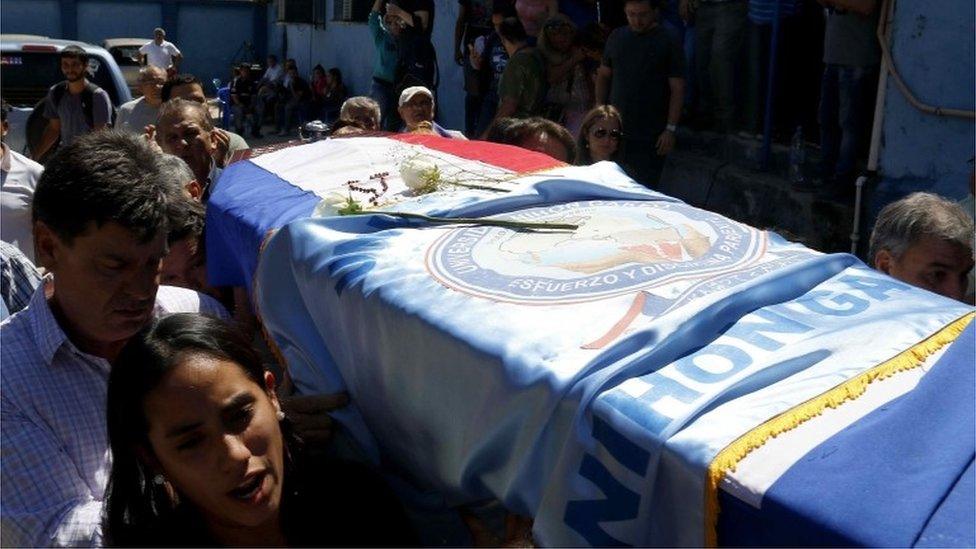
789 126 805 184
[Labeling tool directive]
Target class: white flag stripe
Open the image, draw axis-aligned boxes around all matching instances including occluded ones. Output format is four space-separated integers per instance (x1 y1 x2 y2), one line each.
722 346 947 509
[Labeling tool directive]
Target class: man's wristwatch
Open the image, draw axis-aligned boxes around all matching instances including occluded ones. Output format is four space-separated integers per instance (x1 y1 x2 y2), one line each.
666 124 678 133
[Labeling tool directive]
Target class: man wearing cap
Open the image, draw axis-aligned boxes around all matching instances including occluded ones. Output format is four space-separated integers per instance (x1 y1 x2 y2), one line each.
139 28 182 73
398 86 467 139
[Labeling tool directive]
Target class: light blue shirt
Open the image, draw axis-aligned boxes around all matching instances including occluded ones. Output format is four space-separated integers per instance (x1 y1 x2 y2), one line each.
0 280 229 547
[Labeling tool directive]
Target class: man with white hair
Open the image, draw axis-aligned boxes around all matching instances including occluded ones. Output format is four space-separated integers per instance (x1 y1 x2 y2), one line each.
397 86 467 139
115 66 167 134
139 27 182 72
869 192 974 303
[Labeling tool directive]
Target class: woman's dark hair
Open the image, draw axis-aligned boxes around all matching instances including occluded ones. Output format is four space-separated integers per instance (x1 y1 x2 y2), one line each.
497 16 527 43
485 117 575 163
492 1 518 17
104 313 273 546
327 67 343 85
312 63 325 76
161 73 201 102
576 105 624 165
484 117 526 145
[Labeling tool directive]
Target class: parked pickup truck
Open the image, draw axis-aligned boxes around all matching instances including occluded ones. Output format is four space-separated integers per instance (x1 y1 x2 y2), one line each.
1 35 131 161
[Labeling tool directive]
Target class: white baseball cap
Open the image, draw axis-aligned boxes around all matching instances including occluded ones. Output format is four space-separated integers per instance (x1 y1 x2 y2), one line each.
398 86 433 108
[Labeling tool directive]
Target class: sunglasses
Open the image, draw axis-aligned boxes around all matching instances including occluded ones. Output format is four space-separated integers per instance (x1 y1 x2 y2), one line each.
591 128 622 139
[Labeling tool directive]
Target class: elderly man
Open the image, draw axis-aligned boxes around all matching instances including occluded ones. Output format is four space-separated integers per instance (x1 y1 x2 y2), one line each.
153 99 222 199
869 192 974 303
398 86 467 139
139 27 182 72
0 131 228 547
160 73 249 165
115 65 167 134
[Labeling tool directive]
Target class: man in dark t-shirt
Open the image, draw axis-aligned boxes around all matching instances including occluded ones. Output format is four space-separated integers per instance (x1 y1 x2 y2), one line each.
481 16 546 138
596 0 684 188
230 64 261 137
456 0 495 136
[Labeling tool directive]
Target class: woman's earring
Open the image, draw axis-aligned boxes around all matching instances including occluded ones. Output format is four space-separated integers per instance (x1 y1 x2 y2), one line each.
276 410 286 421
153 474 166 486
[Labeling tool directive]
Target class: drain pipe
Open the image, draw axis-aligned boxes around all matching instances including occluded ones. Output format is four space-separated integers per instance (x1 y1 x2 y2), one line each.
850 0 895 255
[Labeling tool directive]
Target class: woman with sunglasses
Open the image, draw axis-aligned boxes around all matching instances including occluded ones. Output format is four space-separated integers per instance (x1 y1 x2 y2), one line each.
576 105 624 165
104 313 416 546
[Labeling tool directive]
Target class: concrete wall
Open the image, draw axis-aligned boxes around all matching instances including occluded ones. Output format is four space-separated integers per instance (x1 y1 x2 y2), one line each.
1 0 268 94
281 2 466 130
873 0 975 208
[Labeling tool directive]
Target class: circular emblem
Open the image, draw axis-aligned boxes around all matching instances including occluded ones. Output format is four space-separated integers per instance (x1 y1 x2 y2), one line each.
425 200 765 304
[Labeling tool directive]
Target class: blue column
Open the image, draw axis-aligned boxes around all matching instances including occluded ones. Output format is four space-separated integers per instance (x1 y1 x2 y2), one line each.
253 1 268 59
60 0 78 39
162 0 179 43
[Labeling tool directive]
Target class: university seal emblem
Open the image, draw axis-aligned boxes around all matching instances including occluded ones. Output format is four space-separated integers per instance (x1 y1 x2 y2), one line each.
426 200 766 305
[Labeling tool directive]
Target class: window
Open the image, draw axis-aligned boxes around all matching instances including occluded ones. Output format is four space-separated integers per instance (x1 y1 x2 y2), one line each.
277 0 326 26
333 0 370 23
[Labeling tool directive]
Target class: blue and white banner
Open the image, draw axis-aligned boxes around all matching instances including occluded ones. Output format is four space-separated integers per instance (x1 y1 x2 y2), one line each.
215 137 975 546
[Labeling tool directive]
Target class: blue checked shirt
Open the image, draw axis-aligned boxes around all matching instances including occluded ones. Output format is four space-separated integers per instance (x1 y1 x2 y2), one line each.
0 280 229 547
0 240 41 319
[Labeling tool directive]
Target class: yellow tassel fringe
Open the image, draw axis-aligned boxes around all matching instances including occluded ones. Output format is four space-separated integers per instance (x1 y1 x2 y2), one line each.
703 311 974 547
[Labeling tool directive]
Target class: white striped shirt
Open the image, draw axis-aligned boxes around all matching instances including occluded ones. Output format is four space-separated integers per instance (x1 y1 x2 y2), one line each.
0 280 229 547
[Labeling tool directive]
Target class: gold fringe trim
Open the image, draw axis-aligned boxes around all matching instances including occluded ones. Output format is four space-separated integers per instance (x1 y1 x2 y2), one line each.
703 311 974 547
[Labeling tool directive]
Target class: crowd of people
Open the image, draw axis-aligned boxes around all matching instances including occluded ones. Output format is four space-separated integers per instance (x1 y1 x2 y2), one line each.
342 0 882 194
227 55 350 138
0 3 973 547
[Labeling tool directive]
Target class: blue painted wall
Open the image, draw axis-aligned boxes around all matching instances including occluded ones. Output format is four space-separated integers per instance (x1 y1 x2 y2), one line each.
76 2 161 43
281 3 466 130
178 2 257 84
874 0 975 208
1 0 268 96
0 0 61 37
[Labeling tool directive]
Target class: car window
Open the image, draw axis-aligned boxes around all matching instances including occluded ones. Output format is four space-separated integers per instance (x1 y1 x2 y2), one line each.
111 46 141 66
1 50 123 107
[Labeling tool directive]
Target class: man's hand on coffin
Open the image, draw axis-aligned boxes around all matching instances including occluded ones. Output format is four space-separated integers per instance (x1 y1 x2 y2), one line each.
142 124 163 154
212 128 231 168
280 392 350 448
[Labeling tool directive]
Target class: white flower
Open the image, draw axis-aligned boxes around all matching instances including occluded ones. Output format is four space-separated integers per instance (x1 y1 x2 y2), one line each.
400 155 440 191
314 192 354 217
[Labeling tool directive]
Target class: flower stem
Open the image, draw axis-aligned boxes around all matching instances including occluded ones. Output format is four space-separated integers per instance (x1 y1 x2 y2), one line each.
344 210 578 230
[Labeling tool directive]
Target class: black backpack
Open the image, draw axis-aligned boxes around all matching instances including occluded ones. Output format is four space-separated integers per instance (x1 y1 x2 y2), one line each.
50 80 117 128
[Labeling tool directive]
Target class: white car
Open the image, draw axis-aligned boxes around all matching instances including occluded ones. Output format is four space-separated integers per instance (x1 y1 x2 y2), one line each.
102 37 151 96
1 34 131 159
